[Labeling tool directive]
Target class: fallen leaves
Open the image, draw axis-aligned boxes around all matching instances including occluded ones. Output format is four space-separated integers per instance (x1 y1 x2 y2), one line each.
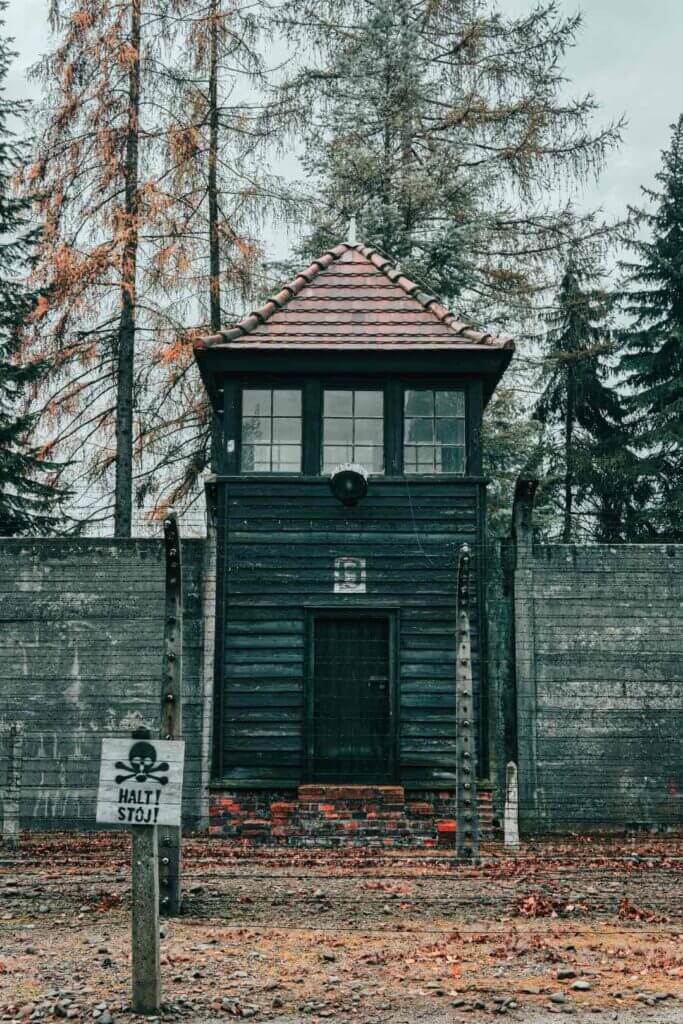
1 831 682 1024
515 893 587 918
618 897 670 924
94 893 123 913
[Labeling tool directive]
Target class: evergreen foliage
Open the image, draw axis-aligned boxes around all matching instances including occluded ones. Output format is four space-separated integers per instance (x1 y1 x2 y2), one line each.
534 244 642 542
272 0 623 323
619 116 683 541
482 387 547 538
270 0 628 539
0 5 64 536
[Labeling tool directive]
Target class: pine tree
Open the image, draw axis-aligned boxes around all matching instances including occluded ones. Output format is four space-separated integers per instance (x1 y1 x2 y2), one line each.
0 5 64 536
272 0 623 322
534 244 638 542
619 116 683 541
482 387 547 538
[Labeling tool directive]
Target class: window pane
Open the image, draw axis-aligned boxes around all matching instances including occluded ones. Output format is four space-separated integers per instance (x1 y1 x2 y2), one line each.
404 390 433 416
241 387 302 473
241 443 255 472
242 389 272 416
272 444 301 472
403 388 466 475
242 416 270 443
324 445 353 470
355 390 383 417
417 446 435 472
241 443 271 472
355 417 383 444
324 390 353 417
439 446 465 473
272 416 301 442
355 446 384 473
326 417 353 444
323 389 384 474
436 418 465 445
273 389 301 416
405 417 434 443
435 390 465 417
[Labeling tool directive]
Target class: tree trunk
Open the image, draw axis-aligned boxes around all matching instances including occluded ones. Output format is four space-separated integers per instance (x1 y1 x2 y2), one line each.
114 0 141 537
562 366 575 543
399 4 413 238
208 0 221 334
208 0 223 471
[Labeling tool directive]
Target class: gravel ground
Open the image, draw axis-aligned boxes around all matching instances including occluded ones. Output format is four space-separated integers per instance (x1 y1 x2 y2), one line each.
0 834 681 1024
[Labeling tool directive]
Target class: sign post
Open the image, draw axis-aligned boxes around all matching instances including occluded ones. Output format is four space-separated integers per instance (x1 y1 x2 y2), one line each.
131 820 160 1013
96 729 184 1014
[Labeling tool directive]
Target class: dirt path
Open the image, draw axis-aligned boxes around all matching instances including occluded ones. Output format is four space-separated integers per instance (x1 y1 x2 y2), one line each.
0 835 681 1024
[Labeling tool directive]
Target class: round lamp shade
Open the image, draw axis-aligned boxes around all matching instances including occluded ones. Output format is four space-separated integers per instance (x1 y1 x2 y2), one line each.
329 464 369 506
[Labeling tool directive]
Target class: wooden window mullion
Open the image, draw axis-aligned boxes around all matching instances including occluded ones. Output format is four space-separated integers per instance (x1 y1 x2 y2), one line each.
303 380 322 475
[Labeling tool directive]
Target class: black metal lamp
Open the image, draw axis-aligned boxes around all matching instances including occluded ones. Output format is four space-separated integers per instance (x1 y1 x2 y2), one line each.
329 463 368 506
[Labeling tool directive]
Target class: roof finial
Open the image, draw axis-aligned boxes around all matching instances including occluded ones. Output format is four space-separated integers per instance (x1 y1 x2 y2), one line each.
347 215 357 246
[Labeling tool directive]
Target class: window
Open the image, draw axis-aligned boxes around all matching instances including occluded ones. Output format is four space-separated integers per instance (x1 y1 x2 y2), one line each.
240 388 302 472
322 390 384 474
404 389 466 474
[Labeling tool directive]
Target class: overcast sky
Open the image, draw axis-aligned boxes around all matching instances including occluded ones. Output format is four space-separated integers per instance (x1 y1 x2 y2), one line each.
5 0 683 259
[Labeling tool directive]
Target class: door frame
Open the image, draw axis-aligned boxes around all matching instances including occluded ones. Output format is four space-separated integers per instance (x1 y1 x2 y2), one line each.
303 606 400 785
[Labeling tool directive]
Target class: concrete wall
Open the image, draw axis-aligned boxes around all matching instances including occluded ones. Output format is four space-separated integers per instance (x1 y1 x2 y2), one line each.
3 503 682 837
510 484 683 832
0 537 212 831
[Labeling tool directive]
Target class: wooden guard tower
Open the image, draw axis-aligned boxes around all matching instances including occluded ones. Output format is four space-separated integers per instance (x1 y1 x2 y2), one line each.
194 242 513 846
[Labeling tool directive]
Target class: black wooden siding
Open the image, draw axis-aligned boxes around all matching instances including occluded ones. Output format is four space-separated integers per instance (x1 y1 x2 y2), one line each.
214 478 485 788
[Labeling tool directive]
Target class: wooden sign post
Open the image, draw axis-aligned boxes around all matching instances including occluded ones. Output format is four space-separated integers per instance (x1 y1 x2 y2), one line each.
131 822 160 1014
96 730 185 1014
159 511 183 916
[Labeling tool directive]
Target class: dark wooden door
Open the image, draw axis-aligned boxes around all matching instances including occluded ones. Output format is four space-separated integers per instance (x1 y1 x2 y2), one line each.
310 615 393 783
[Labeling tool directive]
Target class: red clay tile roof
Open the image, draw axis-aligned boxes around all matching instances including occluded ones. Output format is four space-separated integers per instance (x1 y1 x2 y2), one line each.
195 243 514 351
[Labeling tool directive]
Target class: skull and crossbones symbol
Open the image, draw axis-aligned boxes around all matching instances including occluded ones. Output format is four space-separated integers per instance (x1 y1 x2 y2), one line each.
115 741 169 786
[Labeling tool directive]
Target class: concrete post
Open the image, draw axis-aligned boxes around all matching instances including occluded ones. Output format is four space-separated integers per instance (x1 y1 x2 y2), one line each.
159 510 182 916
511 478 538 561
504 761 520 847
2 723 23 849
455 544 479 862
198 479 218 829
511 479 539 832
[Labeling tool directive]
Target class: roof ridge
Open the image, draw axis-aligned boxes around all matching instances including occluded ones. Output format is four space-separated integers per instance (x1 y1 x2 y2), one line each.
195 241 512 349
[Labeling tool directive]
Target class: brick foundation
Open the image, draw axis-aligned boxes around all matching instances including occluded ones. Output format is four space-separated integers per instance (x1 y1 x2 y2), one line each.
208 785 495 847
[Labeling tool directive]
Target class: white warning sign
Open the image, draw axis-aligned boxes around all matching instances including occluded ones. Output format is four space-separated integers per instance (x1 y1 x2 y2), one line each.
95 737 185 827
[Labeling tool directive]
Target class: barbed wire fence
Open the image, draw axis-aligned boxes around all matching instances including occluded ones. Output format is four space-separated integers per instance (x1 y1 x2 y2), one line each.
0 479 681 932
